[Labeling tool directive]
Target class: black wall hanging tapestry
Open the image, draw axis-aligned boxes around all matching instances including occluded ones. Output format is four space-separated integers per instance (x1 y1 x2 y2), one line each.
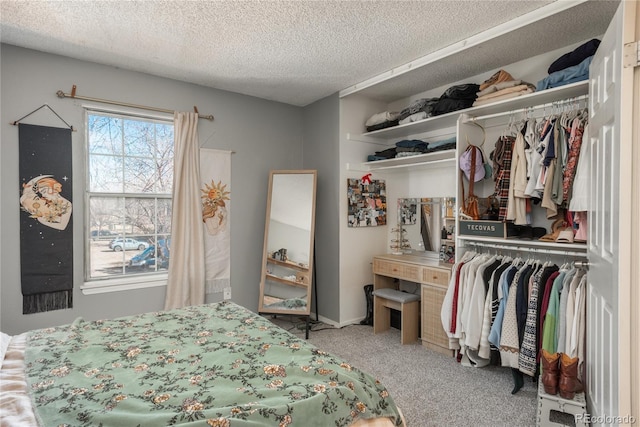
19 123 73 314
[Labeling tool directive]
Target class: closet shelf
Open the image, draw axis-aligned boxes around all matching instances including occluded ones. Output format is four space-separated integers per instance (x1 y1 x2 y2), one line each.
359 149 456 171
361 81 588 143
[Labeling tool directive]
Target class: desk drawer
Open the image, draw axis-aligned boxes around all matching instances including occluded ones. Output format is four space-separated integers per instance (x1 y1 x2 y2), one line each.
373 259 421 282
422 267 450 286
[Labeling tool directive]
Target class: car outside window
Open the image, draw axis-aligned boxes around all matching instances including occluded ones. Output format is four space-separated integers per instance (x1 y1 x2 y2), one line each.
85 110 172 285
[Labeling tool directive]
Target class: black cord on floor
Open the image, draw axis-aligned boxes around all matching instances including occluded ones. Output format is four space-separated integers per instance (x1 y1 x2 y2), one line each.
266 314 363 334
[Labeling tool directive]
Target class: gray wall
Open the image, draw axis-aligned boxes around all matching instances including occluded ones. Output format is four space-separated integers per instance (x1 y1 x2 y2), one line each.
0 44 307 335
301 94 340 322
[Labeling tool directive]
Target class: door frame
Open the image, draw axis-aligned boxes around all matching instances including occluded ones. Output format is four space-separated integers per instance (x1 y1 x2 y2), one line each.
630 1 640 420
618 0 638 421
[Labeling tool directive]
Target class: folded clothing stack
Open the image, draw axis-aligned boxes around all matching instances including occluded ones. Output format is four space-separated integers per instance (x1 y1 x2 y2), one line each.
365 111 400 132
548 39 600 74
423 136 456 153
397 98 440 124
536 39 600 91
432 83 480 116
367 147 397 161
394 139 429 158
473 70 536 106
478 69 513 91
366 136 456 162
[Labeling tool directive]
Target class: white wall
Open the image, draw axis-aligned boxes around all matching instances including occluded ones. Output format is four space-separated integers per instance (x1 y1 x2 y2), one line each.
0 44 305 335
338 94 389 325
301 94 341 322
266 220 310 264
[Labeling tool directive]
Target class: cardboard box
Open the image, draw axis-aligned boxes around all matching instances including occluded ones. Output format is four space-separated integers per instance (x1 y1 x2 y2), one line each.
459 220 507 238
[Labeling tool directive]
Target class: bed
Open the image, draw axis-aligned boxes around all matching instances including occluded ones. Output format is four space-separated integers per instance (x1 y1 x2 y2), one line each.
0 301 404 427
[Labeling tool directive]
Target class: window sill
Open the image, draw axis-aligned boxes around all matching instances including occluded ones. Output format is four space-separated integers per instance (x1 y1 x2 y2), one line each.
82 274 167 295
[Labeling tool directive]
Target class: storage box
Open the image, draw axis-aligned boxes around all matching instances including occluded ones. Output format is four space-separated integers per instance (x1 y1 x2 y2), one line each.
458 220 507 238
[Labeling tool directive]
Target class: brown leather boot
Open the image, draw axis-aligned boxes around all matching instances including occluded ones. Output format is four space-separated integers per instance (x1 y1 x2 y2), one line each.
541 349 560 395
558 353 584 399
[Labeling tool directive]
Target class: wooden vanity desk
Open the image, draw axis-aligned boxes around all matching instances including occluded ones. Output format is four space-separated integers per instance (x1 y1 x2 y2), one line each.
372 254 453 356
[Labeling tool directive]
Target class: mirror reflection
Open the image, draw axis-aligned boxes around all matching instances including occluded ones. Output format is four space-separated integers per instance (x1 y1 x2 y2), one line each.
396 197 455 262
259 170 317 315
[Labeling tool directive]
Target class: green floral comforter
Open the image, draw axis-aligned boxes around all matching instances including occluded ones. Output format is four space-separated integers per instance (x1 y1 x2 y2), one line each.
25 301 402 426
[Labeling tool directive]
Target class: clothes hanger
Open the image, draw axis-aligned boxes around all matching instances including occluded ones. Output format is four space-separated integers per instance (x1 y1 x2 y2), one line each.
508 112 517 136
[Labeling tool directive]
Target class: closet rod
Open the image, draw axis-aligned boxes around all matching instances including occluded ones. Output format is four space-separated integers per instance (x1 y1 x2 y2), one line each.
465 94 588 123
56 85 214 121
465 240 588 258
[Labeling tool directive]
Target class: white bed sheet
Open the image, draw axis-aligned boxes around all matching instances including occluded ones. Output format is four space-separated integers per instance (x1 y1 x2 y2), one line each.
0 333 38 427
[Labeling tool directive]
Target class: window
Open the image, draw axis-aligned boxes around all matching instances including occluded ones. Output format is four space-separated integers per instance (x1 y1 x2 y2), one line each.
85 110 173 288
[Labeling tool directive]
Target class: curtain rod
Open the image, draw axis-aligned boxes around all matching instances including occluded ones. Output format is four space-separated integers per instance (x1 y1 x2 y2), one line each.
56 85 214 121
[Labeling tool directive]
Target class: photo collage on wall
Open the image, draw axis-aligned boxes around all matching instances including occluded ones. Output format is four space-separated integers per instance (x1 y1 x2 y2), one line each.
347 177 386 227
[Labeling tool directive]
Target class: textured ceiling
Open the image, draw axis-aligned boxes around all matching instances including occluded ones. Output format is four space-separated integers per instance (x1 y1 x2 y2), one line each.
0 1 613 107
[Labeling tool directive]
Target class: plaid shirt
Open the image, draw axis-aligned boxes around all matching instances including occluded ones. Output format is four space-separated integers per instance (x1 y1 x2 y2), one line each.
493 135 516 220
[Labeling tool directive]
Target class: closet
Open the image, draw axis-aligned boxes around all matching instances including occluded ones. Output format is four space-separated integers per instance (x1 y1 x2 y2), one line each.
338 1 637 424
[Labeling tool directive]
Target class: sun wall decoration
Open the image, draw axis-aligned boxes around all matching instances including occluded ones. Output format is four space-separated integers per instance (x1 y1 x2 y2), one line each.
201 180 230 236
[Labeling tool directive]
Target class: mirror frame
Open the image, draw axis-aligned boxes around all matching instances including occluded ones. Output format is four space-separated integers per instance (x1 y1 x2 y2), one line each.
396 197 456 260
258 170 317 316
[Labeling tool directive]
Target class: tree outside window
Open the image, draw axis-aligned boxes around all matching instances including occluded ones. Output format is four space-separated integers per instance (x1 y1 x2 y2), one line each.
86 111 173 281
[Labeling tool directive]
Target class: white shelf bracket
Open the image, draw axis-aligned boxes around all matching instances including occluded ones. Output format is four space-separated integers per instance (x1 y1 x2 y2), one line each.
346 133 390 146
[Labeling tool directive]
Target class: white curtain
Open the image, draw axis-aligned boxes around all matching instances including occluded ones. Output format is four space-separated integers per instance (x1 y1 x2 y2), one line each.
164 112 205 310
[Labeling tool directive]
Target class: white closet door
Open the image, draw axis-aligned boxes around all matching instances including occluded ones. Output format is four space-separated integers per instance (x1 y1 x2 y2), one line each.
586 1 636 424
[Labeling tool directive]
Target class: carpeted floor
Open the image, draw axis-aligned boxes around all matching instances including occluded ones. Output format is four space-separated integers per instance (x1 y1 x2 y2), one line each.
269 316 540 427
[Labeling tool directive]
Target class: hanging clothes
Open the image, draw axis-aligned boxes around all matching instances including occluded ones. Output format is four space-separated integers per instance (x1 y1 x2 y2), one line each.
541 120 559 218
569 123 590 211
492 105 590 237
492 136 516 220
541 267 570 354
552 117 567 207
499 261 531 368
506 127 529 225
479 257 513 362
441 248 588 395
462 255 499 351
556 268 577 354
441 251 477 350
488 260 520 349
518 262 549 376
524 118 547 199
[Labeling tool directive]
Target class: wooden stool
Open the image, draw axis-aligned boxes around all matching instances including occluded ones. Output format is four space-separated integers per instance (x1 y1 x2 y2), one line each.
536 380 588 427
372 288 420 344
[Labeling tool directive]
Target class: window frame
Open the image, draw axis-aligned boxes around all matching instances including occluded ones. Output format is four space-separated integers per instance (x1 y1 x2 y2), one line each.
81 107 174 294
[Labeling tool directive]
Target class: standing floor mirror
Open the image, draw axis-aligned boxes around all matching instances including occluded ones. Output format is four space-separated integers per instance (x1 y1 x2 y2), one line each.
258 170 317 336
